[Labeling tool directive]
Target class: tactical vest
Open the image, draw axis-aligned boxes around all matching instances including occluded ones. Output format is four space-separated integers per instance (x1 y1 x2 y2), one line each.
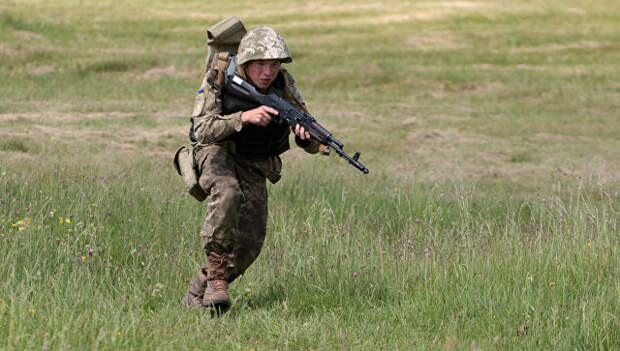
221 73 291 160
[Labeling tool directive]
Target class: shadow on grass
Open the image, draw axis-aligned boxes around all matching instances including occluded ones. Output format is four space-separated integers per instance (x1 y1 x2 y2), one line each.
231 273 395 317
238 282 287 312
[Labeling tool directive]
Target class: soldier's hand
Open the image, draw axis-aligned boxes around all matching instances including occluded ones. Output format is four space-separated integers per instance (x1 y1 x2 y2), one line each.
241 105 278 127
294 124 312 141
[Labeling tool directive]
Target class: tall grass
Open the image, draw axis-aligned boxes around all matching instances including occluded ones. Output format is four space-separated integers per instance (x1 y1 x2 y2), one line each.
0 159 618 349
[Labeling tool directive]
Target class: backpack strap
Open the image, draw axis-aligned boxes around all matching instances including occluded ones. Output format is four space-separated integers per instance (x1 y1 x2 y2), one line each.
215 52 230 90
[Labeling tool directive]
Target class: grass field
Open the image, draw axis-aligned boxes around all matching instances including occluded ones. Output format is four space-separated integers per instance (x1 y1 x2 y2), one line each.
1 0 619 349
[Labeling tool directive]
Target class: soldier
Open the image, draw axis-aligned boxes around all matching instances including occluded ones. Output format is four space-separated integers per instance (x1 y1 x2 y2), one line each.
181 26 320 313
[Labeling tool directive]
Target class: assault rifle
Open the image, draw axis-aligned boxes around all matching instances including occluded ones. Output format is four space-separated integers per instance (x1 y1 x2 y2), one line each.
224 74 370 174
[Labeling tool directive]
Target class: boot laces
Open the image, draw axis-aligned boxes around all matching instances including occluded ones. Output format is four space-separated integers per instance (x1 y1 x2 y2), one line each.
208 252 228 270
210 279 227 291
207 252 229 281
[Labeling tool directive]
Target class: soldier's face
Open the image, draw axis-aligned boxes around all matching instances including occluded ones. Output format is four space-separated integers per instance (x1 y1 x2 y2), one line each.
246 59 281 90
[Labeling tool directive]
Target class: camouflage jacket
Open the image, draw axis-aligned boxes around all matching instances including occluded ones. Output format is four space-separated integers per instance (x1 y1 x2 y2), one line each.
190 58 319 183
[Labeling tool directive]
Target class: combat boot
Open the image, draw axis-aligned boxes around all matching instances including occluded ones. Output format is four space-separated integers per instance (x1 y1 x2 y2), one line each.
202 251 230 314
181 269 209 308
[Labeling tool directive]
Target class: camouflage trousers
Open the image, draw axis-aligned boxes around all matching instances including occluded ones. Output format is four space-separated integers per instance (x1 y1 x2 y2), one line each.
194 142 269 284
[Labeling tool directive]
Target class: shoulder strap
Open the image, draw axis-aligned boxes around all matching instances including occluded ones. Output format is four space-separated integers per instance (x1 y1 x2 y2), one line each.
281 69 309 113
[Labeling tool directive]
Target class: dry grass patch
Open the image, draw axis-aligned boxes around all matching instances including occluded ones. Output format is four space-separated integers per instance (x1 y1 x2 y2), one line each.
428 114 471 122
508 41 608 54
14 30 45 41
0 112 136 123
139 65 193 80
402 117 418 125
407 128 445 141
1 109 187 157
406 34 469 50
417 1 485 8
407 128 487 146
28 65 61 75
329 110 376 122
532 133 568 141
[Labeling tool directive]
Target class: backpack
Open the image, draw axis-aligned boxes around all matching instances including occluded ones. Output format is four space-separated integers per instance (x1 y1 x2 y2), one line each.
175 17 246 202
204 16 247 89
189 16 246 142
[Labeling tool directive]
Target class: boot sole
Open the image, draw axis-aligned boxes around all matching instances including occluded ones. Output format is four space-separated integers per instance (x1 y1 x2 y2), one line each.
204 299 230 315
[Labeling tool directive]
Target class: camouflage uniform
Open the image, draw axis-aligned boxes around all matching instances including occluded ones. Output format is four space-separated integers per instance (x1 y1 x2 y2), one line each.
182 26 319 308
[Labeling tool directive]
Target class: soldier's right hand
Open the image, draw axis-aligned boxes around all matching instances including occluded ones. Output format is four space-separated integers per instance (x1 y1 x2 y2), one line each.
241 105 278 127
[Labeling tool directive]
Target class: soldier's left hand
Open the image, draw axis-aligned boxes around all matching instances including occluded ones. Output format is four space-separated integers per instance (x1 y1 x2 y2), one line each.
294 124 312 141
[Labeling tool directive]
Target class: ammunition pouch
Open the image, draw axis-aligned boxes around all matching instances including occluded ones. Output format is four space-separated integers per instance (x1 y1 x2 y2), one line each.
173 145 207 202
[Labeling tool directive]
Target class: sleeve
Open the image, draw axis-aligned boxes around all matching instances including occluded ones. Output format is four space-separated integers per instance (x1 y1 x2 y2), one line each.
190 63 243 145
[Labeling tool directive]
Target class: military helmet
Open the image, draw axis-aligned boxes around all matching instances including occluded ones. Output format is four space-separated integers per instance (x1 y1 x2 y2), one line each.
236 26 292 66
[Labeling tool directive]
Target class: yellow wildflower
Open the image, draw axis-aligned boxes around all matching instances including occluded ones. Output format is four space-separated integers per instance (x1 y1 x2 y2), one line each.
81 256 87 261
587 242 592 247
549 281 556 286
65 218 71 224
29 308 36 314
527 276 533 282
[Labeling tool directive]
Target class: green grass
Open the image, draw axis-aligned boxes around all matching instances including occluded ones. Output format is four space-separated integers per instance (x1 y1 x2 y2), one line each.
1 138 30 153
1 0 619 349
